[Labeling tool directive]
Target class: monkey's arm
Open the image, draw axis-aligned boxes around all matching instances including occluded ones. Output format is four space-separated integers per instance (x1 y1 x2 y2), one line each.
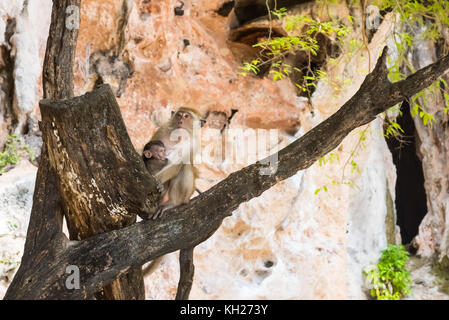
150 126 170 142
155 162 183 184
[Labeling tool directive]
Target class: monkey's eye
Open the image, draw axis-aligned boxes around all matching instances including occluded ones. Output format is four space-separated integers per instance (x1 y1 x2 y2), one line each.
184 114 189 118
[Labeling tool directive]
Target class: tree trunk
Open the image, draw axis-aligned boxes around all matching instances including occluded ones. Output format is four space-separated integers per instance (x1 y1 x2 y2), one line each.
42 0 153 300
40 84 160 299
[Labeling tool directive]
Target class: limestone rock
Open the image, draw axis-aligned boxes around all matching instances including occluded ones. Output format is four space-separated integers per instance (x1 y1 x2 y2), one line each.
0 160 37 299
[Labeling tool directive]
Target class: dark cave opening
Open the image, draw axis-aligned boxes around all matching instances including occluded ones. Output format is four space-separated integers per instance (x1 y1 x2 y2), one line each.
233 0 315 26
385 101 428 245
217 0 235 17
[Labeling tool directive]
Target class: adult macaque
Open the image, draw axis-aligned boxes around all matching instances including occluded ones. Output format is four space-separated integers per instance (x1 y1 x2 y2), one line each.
149 107 201 219
142 108 201 278
201 108 238 163
204 109 238 133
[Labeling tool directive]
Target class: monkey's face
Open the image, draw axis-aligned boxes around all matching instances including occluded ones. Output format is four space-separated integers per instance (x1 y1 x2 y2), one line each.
151 145 166 160
207 112 227 130
174 111 194 130
145 145 166 161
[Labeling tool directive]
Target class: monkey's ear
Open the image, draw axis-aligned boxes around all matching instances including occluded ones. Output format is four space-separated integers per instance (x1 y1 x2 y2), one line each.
171 110 175 117
229 109 238 120
200 119 207 127
143 150 153 159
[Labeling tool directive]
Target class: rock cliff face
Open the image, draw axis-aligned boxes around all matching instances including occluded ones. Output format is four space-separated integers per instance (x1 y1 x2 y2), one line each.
0 0 52 144
409 27 449 265
0 160 36 299
0 0 448 299
72 0 306 149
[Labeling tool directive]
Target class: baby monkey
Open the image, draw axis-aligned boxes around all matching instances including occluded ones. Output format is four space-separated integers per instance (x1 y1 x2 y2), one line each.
143 140 168 175
142 140 169 210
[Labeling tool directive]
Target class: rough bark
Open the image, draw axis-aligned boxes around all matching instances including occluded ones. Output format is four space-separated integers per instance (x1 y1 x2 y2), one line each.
41 84 159 299
4 46 449 300
40 85 159 238
42 0 79 100
176 247 195 300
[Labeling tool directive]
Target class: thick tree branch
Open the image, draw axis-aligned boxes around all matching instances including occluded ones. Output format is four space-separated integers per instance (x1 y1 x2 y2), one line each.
5 47 449 299
395 53 449 99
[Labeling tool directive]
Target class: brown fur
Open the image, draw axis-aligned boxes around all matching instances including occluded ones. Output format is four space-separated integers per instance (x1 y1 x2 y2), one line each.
151 107 201 208
143 108 201 277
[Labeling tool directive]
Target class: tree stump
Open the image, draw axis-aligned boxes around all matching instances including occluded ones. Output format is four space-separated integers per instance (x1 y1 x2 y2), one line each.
40 84 160 299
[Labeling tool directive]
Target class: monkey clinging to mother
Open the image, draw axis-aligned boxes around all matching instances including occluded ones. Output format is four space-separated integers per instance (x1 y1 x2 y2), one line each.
142 107 202 219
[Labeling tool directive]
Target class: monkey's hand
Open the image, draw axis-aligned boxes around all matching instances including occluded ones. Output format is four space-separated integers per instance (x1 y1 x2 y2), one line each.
150 172 165 193
151 204 172 220
157 182 165 193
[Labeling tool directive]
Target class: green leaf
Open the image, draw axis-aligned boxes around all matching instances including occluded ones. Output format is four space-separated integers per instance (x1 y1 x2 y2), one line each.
364 244 411 300
348 15 354 25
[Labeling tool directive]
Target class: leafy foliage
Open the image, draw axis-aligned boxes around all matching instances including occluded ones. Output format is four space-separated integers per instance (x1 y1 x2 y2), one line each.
315 128 367 194
384 119 404 139
364 244 412 300
379 0 449 130
0 135 21 174
0 258 20 270
238 8 350 97
0 134 35 174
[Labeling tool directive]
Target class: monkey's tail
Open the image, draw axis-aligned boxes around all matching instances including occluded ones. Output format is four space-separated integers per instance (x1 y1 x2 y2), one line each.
142 256 164 277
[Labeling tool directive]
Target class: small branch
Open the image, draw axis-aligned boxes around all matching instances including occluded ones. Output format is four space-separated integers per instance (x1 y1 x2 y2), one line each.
395 53 449 100
175 247 195 300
